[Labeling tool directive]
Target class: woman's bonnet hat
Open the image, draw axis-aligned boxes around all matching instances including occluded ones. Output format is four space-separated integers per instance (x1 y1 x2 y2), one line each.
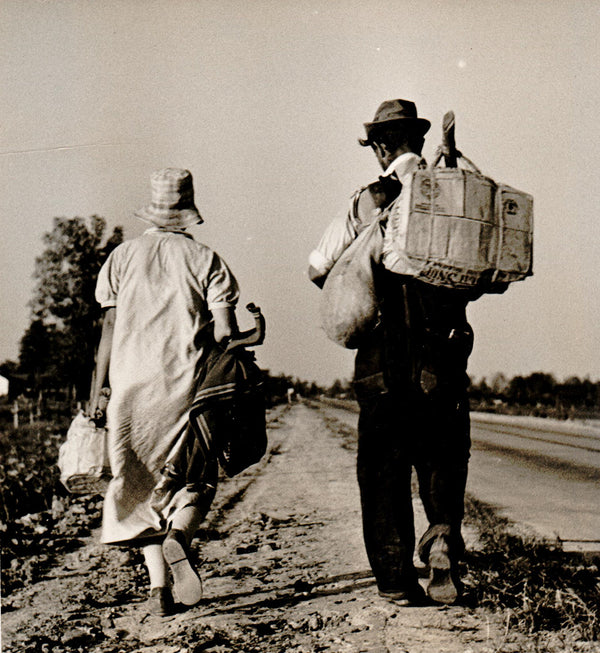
135 168 203 229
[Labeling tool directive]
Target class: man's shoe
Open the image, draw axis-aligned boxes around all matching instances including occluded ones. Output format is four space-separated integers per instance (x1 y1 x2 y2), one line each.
162 529 203 606
427 536 459 605
147 586 174 616
378 583 427 606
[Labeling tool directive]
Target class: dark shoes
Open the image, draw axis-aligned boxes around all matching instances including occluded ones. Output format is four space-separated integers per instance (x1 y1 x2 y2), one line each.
378 583 428 606
162 529 203 606
147 586 174 616
426 535 459 605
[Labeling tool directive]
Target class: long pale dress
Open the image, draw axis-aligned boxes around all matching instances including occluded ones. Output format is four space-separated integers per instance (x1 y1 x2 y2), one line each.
95 228 239 544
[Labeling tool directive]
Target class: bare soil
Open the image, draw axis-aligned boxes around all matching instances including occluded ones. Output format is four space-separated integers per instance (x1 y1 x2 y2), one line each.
2 403 598 652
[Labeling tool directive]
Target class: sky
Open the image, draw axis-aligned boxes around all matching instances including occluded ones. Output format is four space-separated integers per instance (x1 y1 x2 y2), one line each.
1 0 599 386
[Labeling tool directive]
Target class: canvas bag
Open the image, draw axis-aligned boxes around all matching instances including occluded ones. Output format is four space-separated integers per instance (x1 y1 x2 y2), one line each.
58 411 111 494
320 217 385 349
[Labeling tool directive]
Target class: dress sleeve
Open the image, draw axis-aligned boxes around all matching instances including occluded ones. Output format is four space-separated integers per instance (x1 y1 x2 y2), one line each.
95 248 120 308
206 252 240 310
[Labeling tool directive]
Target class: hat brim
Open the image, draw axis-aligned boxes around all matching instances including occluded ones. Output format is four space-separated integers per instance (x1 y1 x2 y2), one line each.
134 206 204 229
359 117 431 146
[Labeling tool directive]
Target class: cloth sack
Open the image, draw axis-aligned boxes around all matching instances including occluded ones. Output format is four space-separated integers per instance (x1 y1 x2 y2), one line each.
58 411 111 494
320 218 385 349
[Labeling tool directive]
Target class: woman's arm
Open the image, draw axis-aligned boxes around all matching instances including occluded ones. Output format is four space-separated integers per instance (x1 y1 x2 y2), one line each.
88 307 116 416
211 306 238 346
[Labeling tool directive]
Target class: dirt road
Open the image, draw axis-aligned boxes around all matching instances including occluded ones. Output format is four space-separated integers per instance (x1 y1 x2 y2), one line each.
3 403 538 652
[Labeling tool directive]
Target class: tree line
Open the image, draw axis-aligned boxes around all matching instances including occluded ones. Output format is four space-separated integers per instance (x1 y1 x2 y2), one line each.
469 372 600 420
280 373 600 421
1 216 598 421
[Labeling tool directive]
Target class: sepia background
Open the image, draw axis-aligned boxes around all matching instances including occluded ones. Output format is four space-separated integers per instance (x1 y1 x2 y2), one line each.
2 0 598 385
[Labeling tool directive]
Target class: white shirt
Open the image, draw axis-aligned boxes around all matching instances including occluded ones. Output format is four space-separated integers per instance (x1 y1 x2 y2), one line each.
309 152 424 278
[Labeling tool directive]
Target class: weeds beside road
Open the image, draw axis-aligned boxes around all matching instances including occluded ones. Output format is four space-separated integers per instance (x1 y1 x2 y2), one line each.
463 496 599 642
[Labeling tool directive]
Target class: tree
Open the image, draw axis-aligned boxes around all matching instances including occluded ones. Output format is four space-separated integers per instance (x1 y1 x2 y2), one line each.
507 375 528 405
325 378 353 398
24 216 123 400
490 372 509 397
19 320 62 388
525 372 556 405
0 360 19 377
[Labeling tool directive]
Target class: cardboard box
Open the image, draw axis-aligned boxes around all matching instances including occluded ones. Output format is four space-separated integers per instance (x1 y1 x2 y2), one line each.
400 167 533 290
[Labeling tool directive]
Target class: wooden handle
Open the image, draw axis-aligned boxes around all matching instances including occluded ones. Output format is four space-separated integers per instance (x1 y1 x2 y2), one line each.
441 110 458 168
226 303 266 351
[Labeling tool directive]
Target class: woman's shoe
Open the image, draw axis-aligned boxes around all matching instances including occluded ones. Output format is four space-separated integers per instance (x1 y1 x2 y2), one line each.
147 586 174 616
162 529 203 606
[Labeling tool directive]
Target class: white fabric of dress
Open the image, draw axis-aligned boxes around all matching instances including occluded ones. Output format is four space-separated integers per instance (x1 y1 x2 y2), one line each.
95 228 239 544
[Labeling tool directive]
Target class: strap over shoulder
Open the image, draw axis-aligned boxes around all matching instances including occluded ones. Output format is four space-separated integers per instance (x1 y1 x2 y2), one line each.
351 172 403 232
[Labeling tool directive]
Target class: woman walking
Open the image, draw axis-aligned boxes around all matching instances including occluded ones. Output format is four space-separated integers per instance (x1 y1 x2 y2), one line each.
88 168 239 615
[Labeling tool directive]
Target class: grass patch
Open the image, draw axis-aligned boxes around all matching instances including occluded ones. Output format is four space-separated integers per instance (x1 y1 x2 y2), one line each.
0 418 105 596
463 495 600 640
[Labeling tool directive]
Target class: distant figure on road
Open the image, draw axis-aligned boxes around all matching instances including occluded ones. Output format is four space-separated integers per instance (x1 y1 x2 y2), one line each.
88 168 240 616
309 99 480 605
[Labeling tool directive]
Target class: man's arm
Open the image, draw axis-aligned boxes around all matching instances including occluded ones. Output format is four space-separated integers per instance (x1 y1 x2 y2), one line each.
308 197 364 289
308 265 327 289
88 307 115 416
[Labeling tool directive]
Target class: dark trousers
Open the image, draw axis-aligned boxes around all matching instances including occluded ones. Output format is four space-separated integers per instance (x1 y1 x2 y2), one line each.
354 271 474 592
356 390 470 591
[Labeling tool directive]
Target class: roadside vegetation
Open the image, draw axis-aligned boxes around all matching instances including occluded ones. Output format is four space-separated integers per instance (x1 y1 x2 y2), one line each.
0 417 104 597
463 495 600 642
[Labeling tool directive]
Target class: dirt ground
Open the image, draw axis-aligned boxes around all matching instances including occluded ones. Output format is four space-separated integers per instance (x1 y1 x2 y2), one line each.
2 402 597 653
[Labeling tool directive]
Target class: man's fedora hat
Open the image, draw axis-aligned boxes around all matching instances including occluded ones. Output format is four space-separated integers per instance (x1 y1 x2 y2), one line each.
359 99 431 146
135 168 203 229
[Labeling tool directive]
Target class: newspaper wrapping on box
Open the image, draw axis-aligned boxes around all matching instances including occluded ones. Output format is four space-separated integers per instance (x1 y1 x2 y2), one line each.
389 164 533 290
319 158 533 348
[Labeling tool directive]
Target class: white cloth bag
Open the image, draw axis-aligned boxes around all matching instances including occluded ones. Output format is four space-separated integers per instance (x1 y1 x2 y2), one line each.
58 411 111 494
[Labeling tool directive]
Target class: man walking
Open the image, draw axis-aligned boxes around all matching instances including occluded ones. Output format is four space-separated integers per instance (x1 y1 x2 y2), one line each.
309 99 477 605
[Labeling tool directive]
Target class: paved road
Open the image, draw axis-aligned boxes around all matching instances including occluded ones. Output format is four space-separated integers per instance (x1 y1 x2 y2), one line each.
321 399 600 553
468 414 600 552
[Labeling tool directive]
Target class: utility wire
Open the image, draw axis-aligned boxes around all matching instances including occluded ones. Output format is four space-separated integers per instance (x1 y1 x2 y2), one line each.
0 141 141 156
